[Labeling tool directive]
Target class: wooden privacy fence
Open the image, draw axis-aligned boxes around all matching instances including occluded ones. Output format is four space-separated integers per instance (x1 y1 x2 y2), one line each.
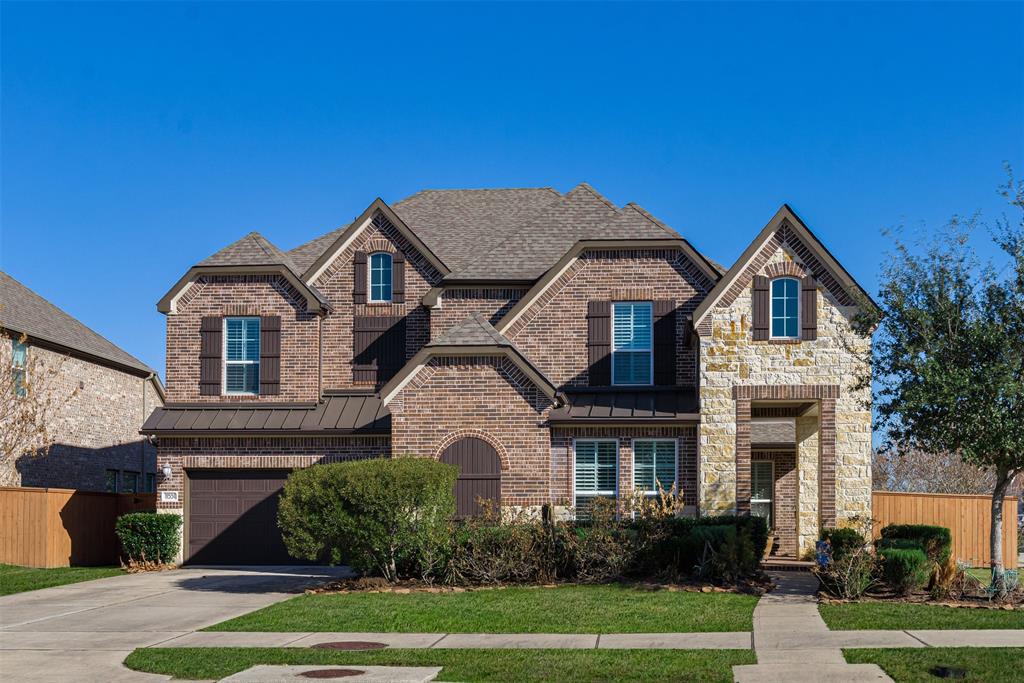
872 491 1019 569
0 487 156 568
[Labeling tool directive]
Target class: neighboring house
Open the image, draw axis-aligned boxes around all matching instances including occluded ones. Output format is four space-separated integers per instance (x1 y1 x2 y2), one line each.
143 184 874 565
0 272 165 492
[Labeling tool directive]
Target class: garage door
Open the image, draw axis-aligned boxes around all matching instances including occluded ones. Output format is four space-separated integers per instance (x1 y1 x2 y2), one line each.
187 469 294 565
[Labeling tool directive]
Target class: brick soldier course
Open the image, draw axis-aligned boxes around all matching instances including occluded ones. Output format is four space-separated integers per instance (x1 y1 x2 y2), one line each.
144 184 876 563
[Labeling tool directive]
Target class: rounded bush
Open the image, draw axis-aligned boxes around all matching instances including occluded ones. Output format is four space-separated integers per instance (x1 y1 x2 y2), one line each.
277 457 457 581
879 524 952 564
880 547 931 595
115 512 182 565
822 527 866 562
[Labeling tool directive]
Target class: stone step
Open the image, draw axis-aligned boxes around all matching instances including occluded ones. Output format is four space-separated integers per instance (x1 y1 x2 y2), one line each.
733 663 892 683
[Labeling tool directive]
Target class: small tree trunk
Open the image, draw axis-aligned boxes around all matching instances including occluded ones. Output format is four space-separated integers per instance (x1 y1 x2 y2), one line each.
989 466 1012 588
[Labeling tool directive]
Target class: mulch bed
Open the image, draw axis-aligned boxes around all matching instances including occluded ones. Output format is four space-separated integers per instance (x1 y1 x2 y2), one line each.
307 575 771 596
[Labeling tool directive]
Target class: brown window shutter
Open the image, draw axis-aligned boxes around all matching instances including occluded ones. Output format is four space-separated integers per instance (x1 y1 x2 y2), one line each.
587 300 611 386
392 252 405 304
353 251 368 304
752 276 769 341
259 315 281 395
199 316 222 396
353 315 406 384
653 299 677 385
801 275 818 341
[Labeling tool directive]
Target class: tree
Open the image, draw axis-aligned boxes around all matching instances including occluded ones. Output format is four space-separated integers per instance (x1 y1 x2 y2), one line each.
855 169 1024 587
0 331 76 487
872 447 995 495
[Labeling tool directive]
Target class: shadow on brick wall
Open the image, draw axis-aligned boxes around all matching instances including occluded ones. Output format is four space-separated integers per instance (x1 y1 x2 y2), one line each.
17 441 156 492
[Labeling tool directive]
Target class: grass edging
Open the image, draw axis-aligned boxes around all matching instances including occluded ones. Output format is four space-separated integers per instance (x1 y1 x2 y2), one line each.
820 601 1024 630
844 647 1024 682
125 647 757 682
205 584 758 634
0 564 123 596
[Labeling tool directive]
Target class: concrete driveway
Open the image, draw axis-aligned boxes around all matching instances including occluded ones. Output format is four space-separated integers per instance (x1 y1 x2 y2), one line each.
0 566 351 682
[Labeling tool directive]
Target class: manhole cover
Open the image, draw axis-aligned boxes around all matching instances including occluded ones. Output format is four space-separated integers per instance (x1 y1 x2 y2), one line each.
930 667 967 679
310 641 388 650
299 670 366 679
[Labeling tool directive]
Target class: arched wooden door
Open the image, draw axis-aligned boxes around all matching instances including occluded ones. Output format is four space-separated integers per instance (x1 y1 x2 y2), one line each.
440 437 501 518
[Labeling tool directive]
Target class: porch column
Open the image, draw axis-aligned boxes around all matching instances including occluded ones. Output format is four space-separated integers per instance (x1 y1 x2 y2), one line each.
819 397 837 528
735 398 751 515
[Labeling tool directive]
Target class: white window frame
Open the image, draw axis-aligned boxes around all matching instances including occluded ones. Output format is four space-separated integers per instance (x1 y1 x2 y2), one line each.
632 438 679 496
769 277 800 340
368 251 394 303
222 317 261 396
611 301 653 386
751 460 774 528
572 438 619 515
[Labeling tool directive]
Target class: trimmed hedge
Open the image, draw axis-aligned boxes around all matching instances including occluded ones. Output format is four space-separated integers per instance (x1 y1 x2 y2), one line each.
278 457 458 581
878 524 952 564
115 512 182 564
879 546 931 595
821 527 866 562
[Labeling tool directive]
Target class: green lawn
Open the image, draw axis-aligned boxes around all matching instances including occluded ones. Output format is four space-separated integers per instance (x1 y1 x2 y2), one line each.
0 564 122 596
208 584 757 633
125 647 756 682
845 648 1024 682
820 602 1023 630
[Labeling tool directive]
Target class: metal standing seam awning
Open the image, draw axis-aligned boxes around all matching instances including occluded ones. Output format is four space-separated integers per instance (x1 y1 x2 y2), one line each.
547 388 700 424
141 393 390 436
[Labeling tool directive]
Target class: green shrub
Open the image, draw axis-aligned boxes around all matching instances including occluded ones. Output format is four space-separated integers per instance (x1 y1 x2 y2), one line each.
876 537 922 552
822 527 866 562
115 512 182 565
879 547 931 595
648 516 765 581
879 524 952 564
277 457 457 582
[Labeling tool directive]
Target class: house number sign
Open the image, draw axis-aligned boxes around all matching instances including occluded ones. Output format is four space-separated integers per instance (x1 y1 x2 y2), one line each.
160 491 180 503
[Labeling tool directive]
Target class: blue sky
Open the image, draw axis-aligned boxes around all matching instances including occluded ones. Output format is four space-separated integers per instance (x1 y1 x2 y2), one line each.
2 1 1022 376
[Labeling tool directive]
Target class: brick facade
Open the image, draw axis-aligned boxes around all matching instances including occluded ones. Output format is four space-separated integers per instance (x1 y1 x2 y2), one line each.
3 338 163 491
430 288 526 338
389 356 554 507
166 274 320 403
507 248 715 388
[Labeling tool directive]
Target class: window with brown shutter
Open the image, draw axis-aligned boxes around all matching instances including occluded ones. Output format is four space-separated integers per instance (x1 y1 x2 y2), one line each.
653 299 677 385
801 275 818 341
199 316 222 396
752 276 769 341
259 315 281 395
587 301 611 386
392 252 405 304
353 251 368 304
353 315 406 384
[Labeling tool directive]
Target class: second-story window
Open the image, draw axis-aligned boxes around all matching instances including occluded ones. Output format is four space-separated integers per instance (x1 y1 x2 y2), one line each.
11 338 28 398
369 252 393 303
223 317 260 395
612 301 652 385
770 278 799 339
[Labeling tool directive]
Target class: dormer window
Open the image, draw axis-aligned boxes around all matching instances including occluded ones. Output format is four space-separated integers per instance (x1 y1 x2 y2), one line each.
369 252 393 303
770 278 799 339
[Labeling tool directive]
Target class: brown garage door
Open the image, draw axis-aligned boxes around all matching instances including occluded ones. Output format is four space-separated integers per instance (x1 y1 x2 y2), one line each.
440 437 501 518
187 469 295 565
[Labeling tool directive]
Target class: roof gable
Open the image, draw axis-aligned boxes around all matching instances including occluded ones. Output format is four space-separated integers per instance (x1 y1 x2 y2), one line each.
301 198 450 284
691 204 877 329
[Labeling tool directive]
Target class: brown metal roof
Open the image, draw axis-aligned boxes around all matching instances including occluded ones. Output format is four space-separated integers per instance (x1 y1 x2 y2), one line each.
141 394 390 435
548 388 699 423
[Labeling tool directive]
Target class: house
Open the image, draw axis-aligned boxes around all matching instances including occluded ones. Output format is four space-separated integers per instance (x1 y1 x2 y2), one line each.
1 272 165 492
142 184 874 565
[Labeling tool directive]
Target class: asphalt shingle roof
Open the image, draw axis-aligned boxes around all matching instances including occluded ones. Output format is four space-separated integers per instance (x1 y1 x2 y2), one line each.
428 312 512 347
0 271 154 375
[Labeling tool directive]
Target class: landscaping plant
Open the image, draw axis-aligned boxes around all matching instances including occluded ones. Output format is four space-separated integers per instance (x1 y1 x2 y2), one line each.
879 547 931 596
115 512 182 567
853 169 1024 589
878 524 952 564
277 458 457 582
821 526 866 562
